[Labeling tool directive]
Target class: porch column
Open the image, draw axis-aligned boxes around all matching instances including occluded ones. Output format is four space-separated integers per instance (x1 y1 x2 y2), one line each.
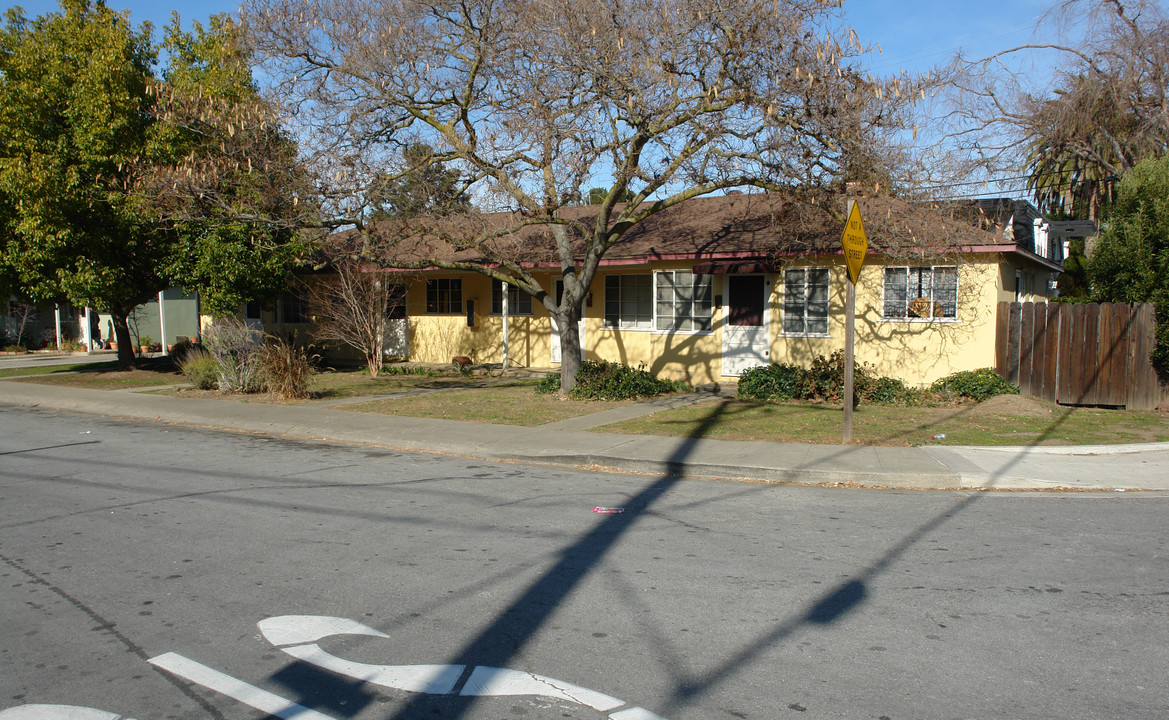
54 303 63 350
501 281 509 372
158 290 168 356
82 307 92 352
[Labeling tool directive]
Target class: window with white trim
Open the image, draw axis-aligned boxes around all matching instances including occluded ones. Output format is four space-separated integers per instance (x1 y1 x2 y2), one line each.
604 274 652 329
491 282 532 315
882 266 958 319
425 278 462 314
655 271 713 332
782 268 830 335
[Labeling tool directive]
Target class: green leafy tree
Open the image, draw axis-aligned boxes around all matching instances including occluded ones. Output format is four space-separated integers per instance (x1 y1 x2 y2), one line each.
1087 154 1169 374
586 187 633 205
0 2 305 366
0 0 161 365
1056 237 1092 299
145 13 307 316
367 142 470 221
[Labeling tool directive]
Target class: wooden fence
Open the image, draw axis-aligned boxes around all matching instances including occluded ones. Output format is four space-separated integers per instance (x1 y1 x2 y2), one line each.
995 301 1164 410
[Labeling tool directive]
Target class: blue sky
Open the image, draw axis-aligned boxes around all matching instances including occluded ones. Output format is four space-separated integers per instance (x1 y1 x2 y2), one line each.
5 0 1063 79
6 0 1072 200
847 0 1057 77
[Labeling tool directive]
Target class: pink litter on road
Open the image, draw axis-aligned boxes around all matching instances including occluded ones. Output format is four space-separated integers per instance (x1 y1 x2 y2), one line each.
592 506 625 514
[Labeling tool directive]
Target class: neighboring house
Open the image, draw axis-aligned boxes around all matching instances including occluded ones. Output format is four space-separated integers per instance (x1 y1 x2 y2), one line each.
3 296 83 349
261 192 1064 387
940 198 1097 301
4 289 201 352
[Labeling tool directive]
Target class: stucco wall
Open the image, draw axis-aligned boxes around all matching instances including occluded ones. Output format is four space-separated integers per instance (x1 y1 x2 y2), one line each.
764 257 1000 386
406 271 558 367
356 252 1060 385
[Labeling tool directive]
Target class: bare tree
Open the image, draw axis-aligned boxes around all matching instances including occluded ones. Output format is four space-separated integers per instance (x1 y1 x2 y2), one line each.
243 0 915 392
9 301 39 349
306 260 408 377
933 0 1168 217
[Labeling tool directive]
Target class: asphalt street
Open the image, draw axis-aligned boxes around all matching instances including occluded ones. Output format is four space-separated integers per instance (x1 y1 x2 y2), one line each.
2 405 1168 719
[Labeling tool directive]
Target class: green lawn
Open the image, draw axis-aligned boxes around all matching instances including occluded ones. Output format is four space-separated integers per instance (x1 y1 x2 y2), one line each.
341 384 634 425
2 356 184 389
593 395 1169 446
7 359 1167 446
307 368 476 399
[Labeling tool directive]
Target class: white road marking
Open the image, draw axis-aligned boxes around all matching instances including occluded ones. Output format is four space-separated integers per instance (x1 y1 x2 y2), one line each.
280 642 465 695
0 706 130 720
148 652 336 720
610 709 671 720
459 666 622 711
3 616 669 720
258 615 387 647
258 615 669 720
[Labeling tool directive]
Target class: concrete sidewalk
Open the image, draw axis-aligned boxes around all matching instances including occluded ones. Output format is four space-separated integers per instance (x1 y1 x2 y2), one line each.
2 379 1168 492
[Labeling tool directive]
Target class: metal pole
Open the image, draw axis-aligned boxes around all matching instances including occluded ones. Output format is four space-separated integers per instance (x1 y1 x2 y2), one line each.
843 274 855 443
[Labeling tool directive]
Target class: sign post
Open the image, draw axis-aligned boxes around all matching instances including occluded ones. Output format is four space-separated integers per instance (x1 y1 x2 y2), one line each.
840 200 868 442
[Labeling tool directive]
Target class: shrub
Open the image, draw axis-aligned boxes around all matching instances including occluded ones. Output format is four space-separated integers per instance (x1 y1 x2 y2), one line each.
382 364 437 377
931 368 1019 402
572 360 688 400
169 338 196 363
806 351 851 400
535 373 561 394
180 348 219 390
202 318 264 393
738 351 923 405
536 361 686 400
738 363 808 400
256 338 316 400
866 376 923 405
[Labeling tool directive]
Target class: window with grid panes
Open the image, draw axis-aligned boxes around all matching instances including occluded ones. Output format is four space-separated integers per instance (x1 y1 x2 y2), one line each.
655 270 712 332
491 282 532 315
425 278 462 314
782 268 830 335
603 274 652 329
882 266 957 319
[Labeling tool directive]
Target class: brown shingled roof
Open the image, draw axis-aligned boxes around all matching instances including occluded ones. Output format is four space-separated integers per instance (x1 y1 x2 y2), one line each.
333 191 1003 270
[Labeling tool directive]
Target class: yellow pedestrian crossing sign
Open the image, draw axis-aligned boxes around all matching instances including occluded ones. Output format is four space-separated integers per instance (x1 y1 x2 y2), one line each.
841 201 867 285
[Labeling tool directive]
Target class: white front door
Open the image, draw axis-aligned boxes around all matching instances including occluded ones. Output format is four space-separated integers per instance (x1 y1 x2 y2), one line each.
382 286 409 358
382 319 409 357
721 275 770 377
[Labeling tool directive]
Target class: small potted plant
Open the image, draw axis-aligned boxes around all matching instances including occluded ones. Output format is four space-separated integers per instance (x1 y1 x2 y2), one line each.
138 334 152 356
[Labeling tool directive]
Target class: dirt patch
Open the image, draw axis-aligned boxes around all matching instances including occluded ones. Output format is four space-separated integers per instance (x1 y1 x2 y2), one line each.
12 368 183 389
952 394 1058 419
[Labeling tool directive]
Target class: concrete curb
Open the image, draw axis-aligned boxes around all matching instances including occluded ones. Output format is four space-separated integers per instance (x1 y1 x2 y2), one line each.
3 380 1168 492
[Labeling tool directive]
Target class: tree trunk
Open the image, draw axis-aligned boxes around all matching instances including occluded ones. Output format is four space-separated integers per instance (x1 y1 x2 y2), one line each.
111 311 136 369
556 305 582 395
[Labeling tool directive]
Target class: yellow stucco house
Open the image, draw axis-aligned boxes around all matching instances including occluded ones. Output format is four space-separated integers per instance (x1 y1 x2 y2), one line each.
263 193 1065 387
